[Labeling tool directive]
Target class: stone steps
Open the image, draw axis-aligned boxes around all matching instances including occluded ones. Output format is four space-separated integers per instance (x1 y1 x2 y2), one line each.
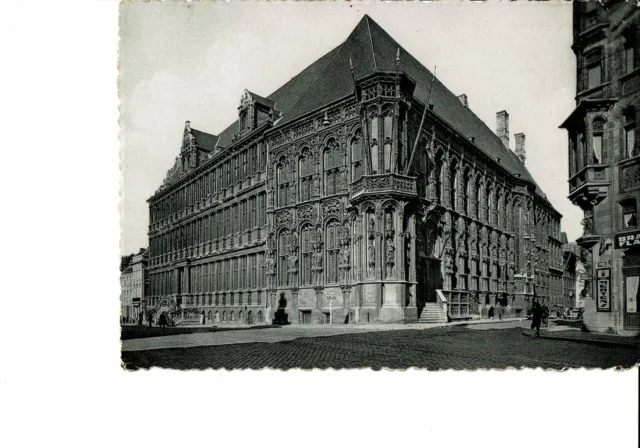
418 304 447 324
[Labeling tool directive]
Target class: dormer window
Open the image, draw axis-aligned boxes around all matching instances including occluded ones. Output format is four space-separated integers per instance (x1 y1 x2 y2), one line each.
238 89 278 135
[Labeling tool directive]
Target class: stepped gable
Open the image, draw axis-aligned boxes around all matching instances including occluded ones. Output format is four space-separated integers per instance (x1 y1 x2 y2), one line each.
212 15 556 210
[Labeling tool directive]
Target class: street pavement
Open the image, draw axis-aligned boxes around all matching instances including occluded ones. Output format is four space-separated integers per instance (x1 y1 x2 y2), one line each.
121 319 639 370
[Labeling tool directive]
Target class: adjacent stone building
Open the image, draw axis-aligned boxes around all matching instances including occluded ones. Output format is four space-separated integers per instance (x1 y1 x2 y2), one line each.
120 248 148 322
560 2 639 334
146 16 565 324
562 234 578 311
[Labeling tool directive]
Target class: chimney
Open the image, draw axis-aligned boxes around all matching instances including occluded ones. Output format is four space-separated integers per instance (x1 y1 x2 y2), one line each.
515 133 526 164
496 110 509 149
458 94 469 108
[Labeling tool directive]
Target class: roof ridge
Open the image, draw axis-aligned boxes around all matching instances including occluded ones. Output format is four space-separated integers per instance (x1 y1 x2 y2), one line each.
365 16 377 71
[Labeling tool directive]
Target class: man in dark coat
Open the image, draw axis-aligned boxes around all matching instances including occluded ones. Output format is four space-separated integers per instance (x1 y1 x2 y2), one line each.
531 302 542 337
159 312 167 329
541 305 550 327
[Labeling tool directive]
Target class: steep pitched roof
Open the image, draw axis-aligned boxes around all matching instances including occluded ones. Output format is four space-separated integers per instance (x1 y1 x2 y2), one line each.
191 128 217 152
211 15 555 209
215 46 341 149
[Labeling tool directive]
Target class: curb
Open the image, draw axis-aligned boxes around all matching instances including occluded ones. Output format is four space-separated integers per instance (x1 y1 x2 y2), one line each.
521 331 640 348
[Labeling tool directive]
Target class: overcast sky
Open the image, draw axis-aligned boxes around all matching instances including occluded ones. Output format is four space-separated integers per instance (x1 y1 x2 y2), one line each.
119 1 578 255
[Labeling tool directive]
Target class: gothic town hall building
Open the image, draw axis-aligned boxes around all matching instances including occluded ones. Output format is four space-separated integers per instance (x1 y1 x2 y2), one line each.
146 16 565 325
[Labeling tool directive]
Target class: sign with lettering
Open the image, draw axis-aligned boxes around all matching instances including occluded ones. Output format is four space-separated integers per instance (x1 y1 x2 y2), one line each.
597 261 610 268
614 230 640 249
596 268 611 312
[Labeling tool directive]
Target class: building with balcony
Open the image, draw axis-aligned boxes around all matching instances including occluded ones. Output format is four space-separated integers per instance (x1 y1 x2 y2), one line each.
146 15 564 324
120 248 148 323
560 1 639 334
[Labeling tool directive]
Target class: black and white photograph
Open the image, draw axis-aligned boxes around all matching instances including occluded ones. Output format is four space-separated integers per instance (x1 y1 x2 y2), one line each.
117 1 640 370
2 2 639 448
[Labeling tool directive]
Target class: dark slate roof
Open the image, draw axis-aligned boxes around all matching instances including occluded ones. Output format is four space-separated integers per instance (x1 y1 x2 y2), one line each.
191 128 217 152
247 91 276 110
211 15 556 209
215 46 341 149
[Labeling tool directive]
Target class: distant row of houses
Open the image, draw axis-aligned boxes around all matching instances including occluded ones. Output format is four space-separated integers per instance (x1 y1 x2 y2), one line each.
119 248 148 322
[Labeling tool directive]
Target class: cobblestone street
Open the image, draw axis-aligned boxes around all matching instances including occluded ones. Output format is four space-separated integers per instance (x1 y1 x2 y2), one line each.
121 322 639 370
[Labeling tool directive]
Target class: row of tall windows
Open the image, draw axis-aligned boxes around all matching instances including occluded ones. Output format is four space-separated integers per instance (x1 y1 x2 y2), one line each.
150 193 266 261
151 142 267 224
149 254 265 297
431 158 511 232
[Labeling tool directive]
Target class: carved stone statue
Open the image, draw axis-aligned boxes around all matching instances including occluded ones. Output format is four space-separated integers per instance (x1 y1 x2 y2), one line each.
312 250 323 269
368 215 376 233
386 241 395 263
582 210 594 235
367 241 375 267
267 232 275 252
341 246 350 266
386 212 393 231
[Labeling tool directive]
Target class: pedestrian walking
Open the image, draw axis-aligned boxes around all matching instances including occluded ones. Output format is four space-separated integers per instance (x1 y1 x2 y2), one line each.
542 304 549 327
148 312 152 327
200 310 205 326
138 313 143 326
497 304 504 320
530 302 542 337
159 312 167 329
488 306 495 319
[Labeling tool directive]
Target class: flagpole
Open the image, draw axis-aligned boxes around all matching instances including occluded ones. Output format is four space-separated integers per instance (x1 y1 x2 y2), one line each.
351 57 372 175
404 66 436 176
392 47 400 173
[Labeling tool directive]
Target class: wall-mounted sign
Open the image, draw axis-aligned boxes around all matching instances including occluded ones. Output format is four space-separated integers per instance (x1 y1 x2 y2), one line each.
596 268 611 312
614 230 640 249
597 261 610 268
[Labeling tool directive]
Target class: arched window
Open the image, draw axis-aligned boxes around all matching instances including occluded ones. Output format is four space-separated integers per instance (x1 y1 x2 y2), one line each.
299 148 313 202
276 159 288 207
351 130 364 182
620 198 638 229
325 221 340 284
487 184 495 225
369 110 379 174
450 160 458 210
324 139 343 196
434 156 443 204
592 117 605 164
383 112 393 172
624 109 636 159
300 225 313 285
278 230 289 286
463 169 471 216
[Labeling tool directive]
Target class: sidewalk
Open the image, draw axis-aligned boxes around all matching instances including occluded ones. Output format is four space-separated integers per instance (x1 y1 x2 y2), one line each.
522 327 640 348
121 317 526 352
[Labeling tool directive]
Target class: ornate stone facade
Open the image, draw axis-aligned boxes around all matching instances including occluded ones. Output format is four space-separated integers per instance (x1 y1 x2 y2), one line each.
560 2 640 334
146 15 565 324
